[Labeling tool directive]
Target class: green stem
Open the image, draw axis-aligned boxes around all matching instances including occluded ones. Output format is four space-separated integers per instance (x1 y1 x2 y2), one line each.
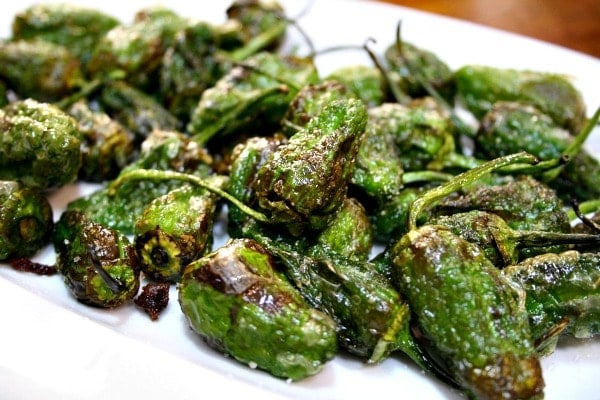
228 21 288 61
401 170 454 185
107 169 269 223
542 105 600 182
408 152 538 230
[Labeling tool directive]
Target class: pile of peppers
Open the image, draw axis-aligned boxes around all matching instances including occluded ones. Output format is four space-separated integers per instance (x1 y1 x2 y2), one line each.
1 1 599 398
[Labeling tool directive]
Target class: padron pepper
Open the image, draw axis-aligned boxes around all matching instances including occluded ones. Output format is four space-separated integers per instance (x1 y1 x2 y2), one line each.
0 39 84 102
68 129 213 234
252 97 367 235
53 210 140 308
11 3 120 66
0 181 53 261
177 238 338 381
503 250 600 355
0 98 81 190
430 210 600 267
134 175 226 283
454 64 586 133
67 100 135 182
391 153 545 400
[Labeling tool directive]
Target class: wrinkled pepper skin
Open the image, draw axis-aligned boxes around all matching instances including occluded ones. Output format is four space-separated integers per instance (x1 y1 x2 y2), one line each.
226 0 286 49
503 250 600 355
429 210 600 268
68 129 213 234
391 225 544 400
454 65 586 133
134 176 225 282
476 101 600 201
0 99 81 190
311 197 373 262
0 39 84 102
11 3 120 65
0 181 53 260
178 238 338 381
187 51 319 145
67 100 135 182
53 210 140 308
86 7 187 90
253 98 367 235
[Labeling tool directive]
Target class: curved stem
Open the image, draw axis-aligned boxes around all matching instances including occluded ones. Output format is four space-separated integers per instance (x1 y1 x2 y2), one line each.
407 152 538 230
107 169 269 223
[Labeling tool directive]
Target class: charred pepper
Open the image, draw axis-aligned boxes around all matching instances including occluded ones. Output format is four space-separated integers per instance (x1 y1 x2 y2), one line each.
0 180 53 261
178 238 338 381
53 210 140 308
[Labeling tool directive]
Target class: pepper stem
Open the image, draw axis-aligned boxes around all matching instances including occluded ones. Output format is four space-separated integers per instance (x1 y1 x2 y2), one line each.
407 152 539 230
107 169 269 223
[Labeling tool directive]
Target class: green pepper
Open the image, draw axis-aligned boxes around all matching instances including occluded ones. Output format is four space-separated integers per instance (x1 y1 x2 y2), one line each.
99 80 181 141
503 250 600 355
0 181 53 260
134 175 225 283
0 98 81 190
476 101 600 201
430 210 600 267
86 6 187 91
11 3 120 66
68 129 213 234
0 39 84 102
178 238 338 381
67 100 135 182
385 40 456 103
390 153 545 399
252 97 367 235
325 65 388 107
53 210 140 308
187 51 319 145
455 64 586 133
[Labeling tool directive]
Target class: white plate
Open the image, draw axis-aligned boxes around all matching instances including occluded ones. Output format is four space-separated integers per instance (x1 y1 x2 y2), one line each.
1 1 599 399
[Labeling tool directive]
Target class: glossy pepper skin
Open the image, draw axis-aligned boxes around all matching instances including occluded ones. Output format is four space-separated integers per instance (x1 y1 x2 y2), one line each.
0 39 84 102
391 225 544 400
476 101 600 201
503 251 600 355
67 100 135 182
11 3 120 65
325 65 388 108
253 98 367 235
0 98 81 190
134 176 225 283
454 65 586 133
178 238 338 381
68 129 213 234
0 181 53 261
53 210 140 308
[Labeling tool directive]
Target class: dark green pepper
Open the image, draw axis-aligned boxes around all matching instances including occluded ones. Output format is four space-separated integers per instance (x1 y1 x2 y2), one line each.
391 153 545 399
134 175 225 283
11 3 120 65
0 98 81 190
53 210 140 308
0 180 53 260
67 100 135 182
0 39 84 102
455 64 586 133
178 238 338 381
503 250 600 355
